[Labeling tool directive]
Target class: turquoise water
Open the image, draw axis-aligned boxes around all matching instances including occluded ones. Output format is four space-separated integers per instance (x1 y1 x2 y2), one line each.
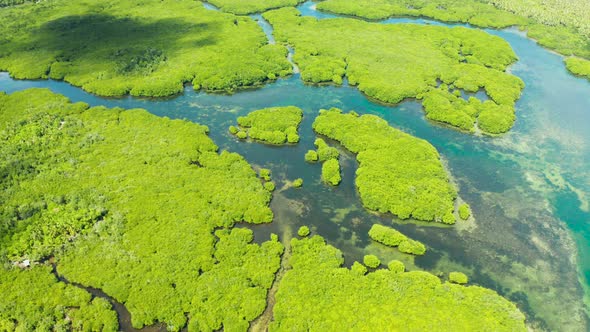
1 2 590 330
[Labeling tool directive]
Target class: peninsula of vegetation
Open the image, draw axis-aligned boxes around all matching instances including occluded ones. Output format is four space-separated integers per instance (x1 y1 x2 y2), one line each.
317 0 590 81
0 89 283 330
270 235 526 331
313 108 458 223
264 8 525 134
0 0 292 97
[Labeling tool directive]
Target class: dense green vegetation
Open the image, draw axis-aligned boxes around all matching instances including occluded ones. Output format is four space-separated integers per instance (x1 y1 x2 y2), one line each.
317 0 590 80
0 0 292 97
368 224 427 255
0 266 118 331
292 178 303 188
206 0 306 15
363 254 381 268
321 158 341 186
313 108 458 223
304 150 318 162
565 57 590 79
233 106 303 144
260 168 272 181
449 271 469 284
387 260 405 273
314 138 339 162
270 235 527 331
458 203 471 220
0 0 32 7
297 226 310 237
488 0 590 39
264 8 524 133
0 89 283 330
317 0 527 28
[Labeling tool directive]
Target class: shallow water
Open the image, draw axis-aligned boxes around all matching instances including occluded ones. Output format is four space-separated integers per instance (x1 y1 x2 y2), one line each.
1 1 590 330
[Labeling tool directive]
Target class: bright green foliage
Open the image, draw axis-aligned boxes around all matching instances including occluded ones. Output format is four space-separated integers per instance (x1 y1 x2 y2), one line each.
314 138 339 161
236 106 303 144
0 89 283 330
398 239 427 255
317 0 527 28
237 130 248 139
270 236 526 331
363 254 381 268
304 150 319 162
318 0 590 80
229 125 239 135
297 226 310 237
488 0 590 39
351 261 367 275
368 224 426 256
292 178 303 188
207 0 306 15
0 0 292 97
321 158 341 186
387 260 405 273
565 57 590 79
260 168 272 181
449 272 469 284
0 266 118 331
0 0 32 6
264 8 524 133
264 181 276 192
368 224 409 247
458 203 471 220
313 108 458 222
418 82 521 134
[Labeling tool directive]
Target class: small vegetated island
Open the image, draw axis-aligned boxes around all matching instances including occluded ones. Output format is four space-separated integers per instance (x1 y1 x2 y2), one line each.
369 224 427 255
230 106 303 144
205 0 306 15
0 89 283 331
264 8 525 134
0 0 292 97
270 235 526 331
317 0 590 81
313 108 458 223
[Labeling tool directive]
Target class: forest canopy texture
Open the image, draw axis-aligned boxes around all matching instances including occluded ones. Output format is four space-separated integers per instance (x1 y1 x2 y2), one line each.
270 235 526 331
313 108 458 223
317 0 590 81
264 8 524 134
0 0 292 97
0 89 283 331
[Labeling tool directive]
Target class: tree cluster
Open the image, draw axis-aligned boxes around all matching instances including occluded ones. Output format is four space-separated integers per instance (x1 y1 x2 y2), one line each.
312 108 458 223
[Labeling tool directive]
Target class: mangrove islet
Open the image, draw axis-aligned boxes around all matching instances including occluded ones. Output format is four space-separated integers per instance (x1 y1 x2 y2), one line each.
232 106 303 144
313 108 458 223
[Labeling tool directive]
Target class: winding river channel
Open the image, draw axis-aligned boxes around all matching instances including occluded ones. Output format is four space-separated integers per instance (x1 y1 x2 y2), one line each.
1 1 590 330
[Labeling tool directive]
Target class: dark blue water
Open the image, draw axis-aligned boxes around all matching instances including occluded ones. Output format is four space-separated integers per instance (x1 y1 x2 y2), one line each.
1 1 589 330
